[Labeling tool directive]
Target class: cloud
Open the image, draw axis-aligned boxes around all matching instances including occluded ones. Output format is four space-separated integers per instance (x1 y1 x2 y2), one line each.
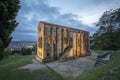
12 0 60 41
13 0 119 41
48 0 120 26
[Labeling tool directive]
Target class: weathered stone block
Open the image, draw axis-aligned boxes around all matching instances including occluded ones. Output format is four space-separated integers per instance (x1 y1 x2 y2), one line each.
36 21 90 62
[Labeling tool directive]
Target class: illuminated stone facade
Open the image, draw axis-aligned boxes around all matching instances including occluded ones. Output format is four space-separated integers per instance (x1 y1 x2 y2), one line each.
36 21 90 62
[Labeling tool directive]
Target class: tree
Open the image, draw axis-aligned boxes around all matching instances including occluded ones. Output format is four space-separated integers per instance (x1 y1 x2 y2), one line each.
92 8 120 50
0 0 20 60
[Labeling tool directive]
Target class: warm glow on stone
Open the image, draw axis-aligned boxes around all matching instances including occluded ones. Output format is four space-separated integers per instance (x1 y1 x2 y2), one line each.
36 21 91 62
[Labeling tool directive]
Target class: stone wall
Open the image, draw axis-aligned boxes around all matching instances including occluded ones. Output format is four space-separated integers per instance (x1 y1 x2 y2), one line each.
57 28 62 57
36 21 91 62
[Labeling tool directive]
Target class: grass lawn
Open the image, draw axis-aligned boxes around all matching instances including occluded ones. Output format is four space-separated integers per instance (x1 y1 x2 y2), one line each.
0 55 64 80
75 51 120 80
0 51 120 80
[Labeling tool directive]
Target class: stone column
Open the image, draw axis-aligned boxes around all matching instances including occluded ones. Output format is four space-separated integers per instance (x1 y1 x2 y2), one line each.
70 31 74 58
65 30 74 58
44 25 51 61
87 32 90 55
77 32 81 58
81 31 85 56
63 28 67 50
57 28 62 58
37 22 44 61
84 32 86 56
73 32 77 58
51 26 57 60
43 26 47 60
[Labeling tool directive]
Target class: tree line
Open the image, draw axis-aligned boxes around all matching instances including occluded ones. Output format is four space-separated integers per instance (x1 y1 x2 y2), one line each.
0 0 20 60
91 8 120 50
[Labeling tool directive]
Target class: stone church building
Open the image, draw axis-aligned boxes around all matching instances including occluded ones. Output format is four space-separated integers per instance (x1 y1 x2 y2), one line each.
36 21 90 62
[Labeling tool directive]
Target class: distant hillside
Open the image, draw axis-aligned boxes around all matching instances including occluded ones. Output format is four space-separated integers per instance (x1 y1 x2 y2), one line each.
9 41 36 50
10 41 36 44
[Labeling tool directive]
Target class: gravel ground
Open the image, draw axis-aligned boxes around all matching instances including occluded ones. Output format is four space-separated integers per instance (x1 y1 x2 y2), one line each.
46 55 96 77
18 59 47 71
18 53 97 77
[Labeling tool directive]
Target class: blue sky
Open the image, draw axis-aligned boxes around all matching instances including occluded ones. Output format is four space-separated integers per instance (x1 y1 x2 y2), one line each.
12 0 120 41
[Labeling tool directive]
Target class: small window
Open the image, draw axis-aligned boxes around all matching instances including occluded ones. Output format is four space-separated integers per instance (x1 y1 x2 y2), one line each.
53 37 56 45
70 37 73 42
47 53 49 57
39 37 42 48
47 37 50 46
64 37 67 44
39 27 41 32
69 37 73 46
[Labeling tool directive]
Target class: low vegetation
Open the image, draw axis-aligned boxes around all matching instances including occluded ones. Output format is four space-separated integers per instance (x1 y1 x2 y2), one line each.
0 51 119 80
0 55 64 80
75 51 120 80
12 47 36 55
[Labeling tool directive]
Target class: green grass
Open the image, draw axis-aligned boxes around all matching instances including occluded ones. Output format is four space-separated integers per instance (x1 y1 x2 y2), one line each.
0 55 64 80
92 50 120 54
74 51 120 80
0 51 120 80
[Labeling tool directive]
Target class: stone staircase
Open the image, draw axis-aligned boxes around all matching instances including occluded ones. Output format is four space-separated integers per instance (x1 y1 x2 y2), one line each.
58 45 72 62
95 52 111 67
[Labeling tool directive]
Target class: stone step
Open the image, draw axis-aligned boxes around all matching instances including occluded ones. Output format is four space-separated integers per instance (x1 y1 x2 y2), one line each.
97 52 109 58
95 62 108 65
95 62 107 66
94 53 111 67
95 60 107 63
96 59 108 63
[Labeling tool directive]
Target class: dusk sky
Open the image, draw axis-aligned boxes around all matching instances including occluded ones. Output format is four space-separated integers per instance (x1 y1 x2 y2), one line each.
12 0 120 41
